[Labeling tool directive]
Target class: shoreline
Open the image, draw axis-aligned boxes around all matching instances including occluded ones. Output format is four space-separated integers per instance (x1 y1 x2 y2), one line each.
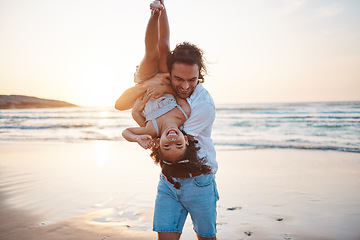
1 141 360 240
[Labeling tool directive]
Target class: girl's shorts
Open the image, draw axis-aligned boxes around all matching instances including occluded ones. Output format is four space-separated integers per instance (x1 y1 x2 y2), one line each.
134 65 158 84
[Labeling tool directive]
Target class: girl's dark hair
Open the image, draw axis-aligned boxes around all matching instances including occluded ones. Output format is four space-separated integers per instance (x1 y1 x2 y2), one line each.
150 130 211 189
167 42 207 83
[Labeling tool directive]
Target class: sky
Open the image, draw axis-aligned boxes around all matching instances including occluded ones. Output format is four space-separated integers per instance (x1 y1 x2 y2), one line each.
1 0 359 106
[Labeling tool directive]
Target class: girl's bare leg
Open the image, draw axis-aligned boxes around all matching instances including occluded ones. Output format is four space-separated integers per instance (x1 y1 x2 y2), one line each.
137 10 161 75
158 0 170 73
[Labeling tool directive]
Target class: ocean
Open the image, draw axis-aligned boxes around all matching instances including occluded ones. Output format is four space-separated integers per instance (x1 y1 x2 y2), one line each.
0 101 359 153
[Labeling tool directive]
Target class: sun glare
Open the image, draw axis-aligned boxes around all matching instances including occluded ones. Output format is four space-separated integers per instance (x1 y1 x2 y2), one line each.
94 141 112 166
73 65 121 107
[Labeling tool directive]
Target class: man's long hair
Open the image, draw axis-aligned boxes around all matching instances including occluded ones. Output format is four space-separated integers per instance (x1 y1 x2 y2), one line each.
167 42 207 83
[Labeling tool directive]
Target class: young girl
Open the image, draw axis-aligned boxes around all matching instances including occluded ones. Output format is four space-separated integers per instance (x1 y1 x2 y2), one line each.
122 1 211 188
123 0 190 159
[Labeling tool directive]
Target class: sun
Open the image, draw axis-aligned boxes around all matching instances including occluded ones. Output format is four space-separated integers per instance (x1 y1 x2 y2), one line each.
73 65 124 107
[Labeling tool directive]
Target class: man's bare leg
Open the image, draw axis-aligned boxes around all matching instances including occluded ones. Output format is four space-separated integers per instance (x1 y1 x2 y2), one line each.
197 235 217 240
158 232 181 240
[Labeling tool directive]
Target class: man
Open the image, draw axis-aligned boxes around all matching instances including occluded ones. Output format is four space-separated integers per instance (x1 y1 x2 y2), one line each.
115 42 218 240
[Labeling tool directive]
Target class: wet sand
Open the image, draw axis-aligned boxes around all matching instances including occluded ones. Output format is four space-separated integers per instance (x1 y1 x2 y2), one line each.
0 141 359 240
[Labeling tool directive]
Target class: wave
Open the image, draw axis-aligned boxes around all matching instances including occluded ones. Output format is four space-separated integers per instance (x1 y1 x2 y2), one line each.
1 102 359 154
214 142 360 153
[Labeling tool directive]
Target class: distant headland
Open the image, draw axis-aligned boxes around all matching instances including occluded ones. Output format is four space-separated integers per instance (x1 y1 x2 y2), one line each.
0 95 78 109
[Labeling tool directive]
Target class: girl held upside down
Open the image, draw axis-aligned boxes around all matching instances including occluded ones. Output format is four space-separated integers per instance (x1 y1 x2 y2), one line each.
121 0 211 188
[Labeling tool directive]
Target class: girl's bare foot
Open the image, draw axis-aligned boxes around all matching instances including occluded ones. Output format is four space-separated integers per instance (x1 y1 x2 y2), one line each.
150 0 164 11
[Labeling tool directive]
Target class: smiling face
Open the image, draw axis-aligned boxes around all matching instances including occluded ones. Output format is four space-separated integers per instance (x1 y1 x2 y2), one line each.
156 127 189 162
170 63 199 99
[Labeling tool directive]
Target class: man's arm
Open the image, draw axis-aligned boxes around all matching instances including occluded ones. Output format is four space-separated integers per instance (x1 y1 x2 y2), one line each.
114 73 170 111
132 106 147 127
183 102 215 137
131 93 153 127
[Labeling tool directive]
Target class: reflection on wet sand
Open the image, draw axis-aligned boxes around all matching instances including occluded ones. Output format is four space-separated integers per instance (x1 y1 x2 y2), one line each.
1 141 360 240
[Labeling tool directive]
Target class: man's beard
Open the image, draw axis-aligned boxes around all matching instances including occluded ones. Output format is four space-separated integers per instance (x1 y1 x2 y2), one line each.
170 82 194 99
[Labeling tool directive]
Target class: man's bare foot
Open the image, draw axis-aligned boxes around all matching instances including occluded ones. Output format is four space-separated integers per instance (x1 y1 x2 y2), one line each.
150 0 164 11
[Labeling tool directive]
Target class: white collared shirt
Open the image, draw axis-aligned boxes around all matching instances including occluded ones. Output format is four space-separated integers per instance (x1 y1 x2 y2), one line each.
183 83 218 173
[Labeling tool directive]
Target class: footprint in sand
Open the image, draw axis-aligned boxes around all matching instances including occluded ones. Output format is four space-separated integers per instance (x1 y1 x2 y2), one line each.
244 231 253 236
282 233 292 240
226 206 242 211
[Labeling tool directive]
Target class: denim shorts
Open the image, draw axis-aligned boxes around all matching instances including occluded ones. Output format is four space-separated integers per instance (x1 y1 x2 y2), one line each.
153 173 219 238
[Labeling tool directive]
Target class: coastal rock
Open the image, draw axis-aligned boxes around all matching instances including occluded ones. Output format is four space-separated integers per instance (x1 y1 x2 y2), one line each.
0 95 78 109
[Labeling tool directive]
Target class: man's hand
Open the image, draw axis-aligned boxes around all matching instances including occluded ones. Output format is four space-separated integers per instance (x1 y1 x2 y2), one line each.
135 135 154 149
143 73 172 98
143 73 170 88
132 93 152 127
133 92 152 113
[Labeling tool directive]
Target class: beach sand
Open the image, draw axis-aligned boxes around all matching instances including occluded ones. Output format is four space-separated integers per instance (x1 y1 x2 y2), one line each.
1 141 359 240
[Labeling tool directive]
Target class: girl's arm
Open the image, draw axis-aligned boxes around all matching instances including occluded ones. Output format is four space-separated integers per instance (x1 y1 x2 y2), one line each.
122 127 154 149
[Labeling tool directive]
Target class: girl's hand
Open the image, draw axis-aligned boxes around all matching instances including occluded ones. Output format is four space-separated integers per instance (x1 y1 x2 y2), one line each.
135 135 154 149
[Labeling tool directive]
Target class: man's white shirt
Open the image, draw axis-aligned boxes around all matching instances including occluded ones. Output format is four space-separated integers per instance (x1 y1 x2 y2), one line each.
183 83 218 173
